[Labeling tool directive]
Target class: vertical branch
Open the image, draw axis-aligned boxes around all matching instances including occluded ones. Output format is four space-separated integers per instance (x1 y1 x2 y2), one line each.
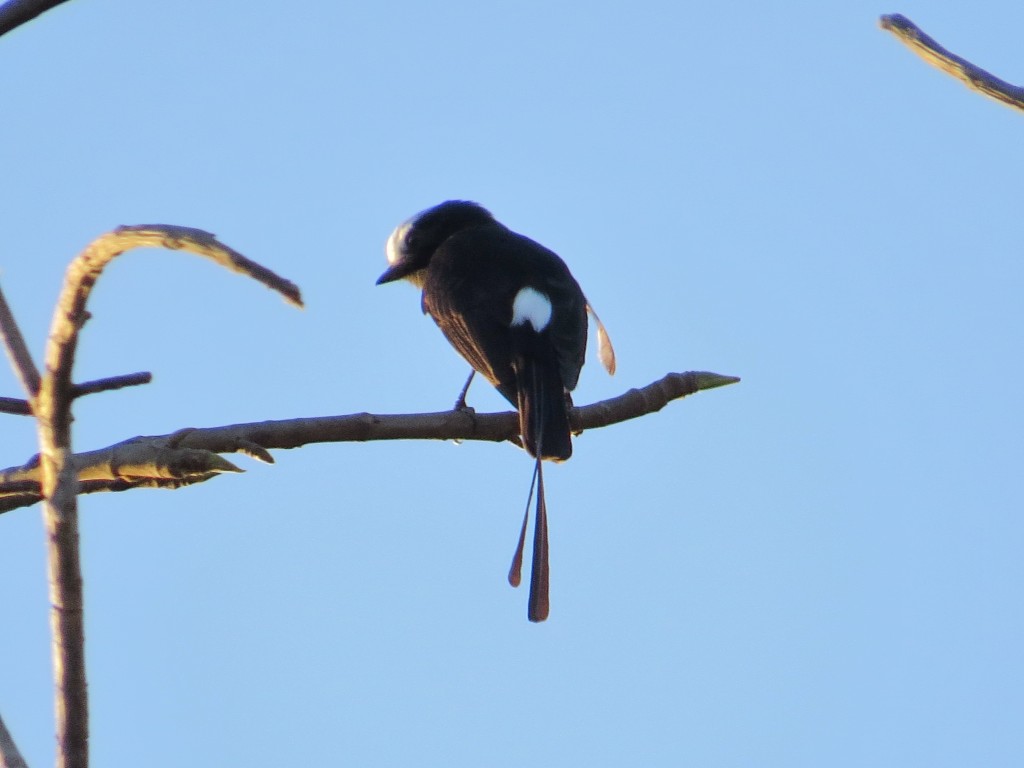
40 453 86 768
35 262 93 768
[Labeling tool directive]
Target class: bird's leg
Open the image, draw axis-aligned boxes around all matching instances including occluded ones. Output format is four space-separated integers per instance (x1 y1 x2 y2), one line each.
453 369 476 411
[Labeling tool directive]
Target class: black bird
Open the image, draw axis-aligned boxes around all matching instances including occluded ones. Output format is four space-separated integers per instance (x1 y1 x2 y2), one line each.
377 200 614 622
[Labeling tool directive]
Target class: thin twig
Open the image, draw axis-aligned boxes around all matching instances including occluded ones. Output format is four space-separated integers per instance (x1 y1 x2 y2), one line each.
880 13 1024 112
0 283 41 397
33 224 301 768
1 372 154 416
0 371 740 513
71 371 152 399
0 711 29 768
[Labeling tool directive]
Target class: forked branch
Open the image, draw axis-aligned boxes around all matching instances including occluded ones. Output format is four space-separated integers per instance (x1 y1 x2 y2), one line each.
5 224 301 768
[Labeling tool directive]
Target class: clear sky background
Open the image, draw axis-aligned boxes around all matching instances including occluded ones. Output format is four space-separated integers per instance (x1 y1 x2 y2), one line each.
2 1 1023 766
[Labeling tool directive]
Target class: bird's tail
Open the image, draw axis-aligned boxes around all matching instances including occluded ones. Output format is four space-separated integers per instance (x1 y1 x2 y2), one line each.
507 438 551 622
506 329 565 621
512 334 572 462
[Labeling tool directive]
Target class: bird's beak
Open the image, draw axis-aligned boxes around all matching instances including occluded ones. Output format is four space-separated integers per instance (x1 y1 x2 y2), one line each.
376 261 414 285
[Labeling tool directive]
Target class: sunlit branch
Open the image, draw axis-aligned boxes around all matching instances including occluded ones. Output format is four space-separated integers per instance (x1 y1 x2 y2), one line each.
880 13 1024 112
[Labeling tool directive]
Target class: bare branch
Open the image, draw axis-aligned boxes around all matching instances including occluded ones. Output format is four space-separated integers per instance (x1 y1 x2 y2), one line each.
0 283 41 397
31 225 302 768
0 397 32 416
114 225 303 307
880 13 1024 112
0 371 739 513
573 371 737 428
71 371 152 399
0 0 73 38
1 372 153 416
0 711 29 768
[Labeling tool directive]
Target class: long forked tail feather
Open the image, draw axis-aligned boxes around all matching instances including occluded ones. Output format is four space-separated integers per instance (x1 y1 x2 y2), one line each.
507 463 538 588
507 358 552 622
506 329 559 620
508 448 551 622
528 455 550 622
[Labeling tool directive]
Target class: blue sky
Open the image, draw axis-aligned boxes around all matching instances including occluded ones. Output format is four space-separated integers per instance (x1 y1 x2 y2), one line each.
2 1 1023 765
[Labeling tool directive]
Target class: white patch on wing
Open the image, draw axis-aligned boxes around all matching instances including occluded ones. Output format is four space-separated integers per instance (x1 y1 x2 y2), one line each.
511 287 552 332
385 220 412 266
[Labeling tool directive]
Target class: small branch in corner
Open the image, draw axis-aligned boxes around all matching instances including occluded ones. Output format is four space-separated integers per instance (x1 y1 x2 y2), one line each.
880 13 1024 113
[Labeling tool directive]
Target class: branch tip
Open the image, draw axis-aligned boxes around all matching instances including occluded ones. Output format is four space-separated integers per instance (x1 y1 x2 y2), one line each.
693 372 741 391
878 13 910 33
72 371 153 399
205 455 244 474
236 440 275 463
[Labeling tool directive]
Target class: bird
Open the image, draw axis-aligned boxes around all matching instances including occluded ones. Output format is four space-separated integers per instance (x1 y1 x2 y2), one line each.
377 200 615 622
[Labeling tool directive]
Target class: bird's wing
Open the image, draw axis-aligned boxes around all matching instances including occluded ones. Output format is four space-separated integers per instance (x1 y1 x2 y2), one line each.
425 293 517 402
422 226 588 402
421 238 520 404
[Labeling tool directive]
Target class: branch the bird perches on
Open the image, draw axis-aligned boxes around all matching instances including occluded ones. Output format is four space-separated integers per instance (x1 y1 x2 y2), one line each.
0 370 740 514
